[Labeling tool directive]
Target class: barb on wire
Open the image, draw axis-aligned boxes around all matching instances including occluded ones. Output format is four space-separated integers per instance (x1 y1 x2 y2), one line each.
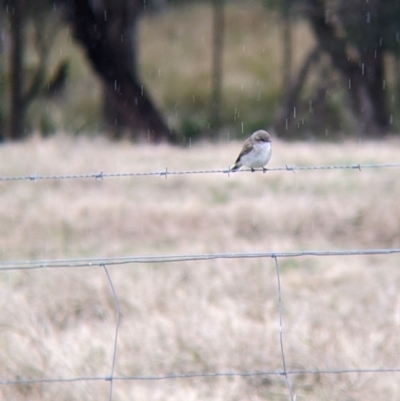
1 248 399 271
285 165 296 173
0 162 399 182
101 264 121 401
273 256 294 401
160 167 168 179
96 171 104 180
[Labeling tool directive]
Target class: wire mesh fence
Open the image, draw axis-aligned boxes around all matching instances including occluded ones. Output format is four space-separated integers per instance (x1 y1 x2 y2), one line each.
1 162 400 401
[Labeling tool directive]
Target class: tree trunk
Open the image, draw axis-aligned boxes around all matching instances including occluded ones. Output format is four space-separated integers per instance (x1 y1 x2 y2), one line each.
282 0 292 100
7 0 25 140
396 56 400 127
101 0 138 138
67 0 177 143
306 0 390 136
366 48 389 131
210 0 224 133
272 46 321 136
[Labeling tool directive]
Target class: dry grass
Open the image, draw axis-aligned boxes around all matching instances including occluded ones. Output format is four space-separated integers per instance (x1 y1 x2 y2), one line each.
1 135 400 400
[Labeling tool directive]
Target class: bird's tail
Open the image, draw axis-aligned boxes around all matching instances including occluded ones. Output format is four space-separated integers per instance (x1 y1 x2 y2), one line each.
230 163 242 172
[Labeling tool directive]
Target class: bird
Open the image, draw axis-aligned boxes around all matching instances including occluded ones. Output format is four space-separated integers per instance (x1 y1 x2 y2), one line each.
230 130 272 173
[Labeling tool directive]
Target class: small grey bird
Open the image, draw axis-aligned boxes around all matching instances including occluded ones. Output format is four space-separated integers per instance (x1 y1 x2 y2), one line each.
230 130 272 172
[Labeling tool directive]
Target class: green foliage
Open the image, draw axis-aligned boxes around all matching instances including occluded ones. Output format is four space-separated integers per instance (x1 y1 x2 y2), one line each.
179 115 204 142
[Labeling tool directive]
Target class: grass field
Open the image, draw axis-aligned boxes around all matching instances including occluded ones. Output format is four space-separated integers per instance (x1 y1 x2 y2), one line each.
1 135 400 400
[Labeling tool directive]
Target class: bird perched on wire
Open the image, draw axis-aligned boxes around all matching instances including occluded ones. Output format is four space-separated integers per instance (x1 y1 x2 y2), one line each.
230 130 272 172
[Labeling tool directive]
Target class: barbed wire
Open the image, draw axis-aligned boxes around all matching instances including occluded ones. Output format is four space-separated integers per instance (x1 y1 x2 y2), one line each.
0 162 400 182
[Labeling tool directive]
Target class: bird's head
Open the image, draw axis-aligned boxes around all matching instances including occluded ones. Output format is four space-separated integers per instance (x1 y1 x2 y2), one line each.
252 130 271 143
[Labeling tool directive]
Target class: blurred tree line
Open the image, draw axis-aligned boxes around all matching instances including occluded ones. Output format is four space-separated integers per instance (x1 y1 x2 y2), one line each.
1 0 399 142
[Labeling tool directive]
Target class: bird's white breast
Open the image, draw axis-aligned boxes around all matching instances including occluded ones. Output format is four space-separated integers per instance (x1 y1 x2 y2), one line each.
241 142 272 168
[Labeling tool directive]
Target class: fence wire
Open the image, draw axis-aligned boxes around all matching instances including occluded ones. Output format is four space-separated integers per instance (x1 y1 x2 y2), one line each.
2 366 400 385
273 255 294 400
1 247 400 401
0 161 400 182
1 161 400 400
101 264 120 401
1 248 399 271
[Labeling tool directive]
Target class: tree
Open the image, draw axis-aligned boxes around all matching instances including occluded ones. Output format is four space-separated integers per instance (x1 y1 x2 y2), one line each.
266 0 319 136
209 0 225 132
6 0 24 140
4 0 67 140
62 0 178 142
272 45 321 135
305 0 400 136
